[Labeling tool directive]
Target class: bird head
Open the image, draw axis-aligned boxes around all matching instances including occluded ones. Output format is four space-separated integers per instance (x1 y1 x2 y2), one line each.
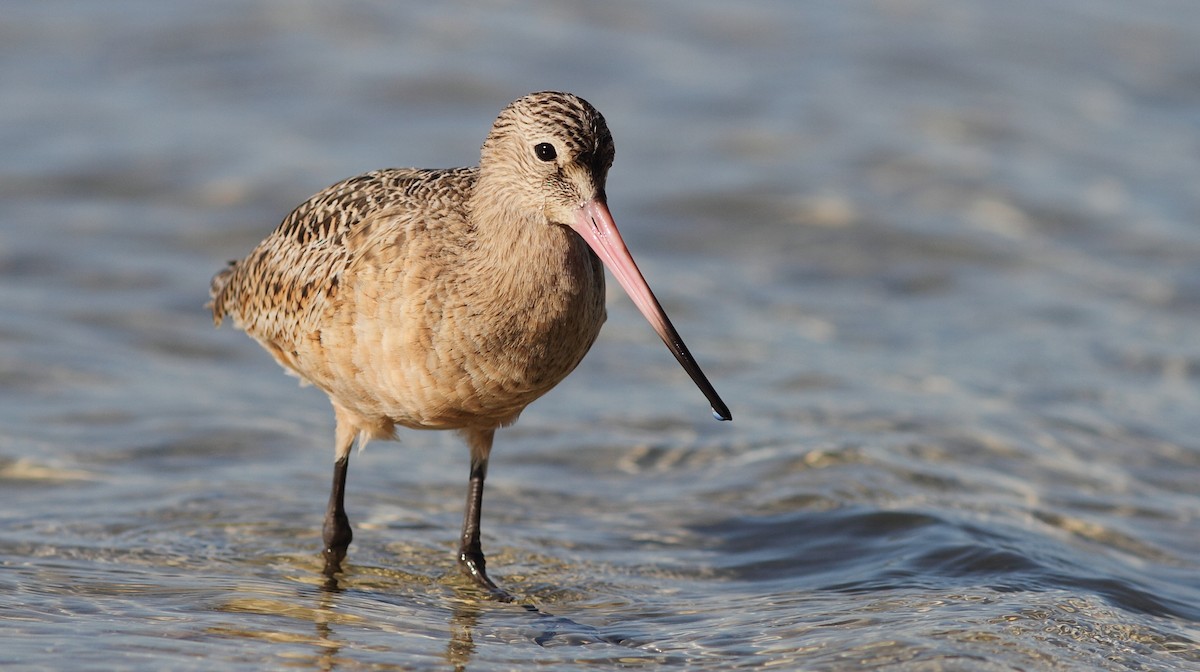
478 91 731 422
480 90 615 225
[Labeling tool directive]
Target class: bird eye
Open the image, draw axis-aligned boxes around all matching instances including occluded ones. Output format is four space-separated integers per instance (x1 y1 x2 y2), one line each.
534 142 557 162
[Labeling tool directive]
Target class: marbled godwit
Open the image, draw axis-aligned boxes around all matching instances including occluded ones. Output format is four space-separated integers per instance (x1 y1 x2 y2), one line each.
210 91 730 595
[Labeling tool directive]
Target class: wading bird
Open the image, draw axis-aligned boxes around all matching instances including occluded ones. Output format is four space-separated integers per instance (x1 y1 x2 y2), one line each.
210 91 730 596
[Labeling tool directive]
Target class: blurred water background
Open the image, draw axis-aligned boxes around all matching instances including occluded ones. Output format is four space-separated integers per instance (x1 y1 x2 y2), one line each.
2 1 1199 669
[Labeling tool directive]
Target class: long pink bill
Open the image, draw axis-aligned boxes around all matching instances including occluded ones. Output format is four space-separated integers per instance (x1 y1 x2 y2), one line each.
572 199 732 422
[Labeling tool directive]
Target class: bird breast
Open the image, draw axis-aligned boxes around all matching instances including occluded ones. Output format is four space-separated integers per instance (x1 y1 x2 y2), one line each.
303 210 607 432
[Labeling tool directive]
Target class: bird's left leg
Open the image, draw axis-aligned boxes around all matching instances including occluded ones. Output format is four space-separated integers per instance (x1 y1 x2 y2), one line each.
457 427 509 599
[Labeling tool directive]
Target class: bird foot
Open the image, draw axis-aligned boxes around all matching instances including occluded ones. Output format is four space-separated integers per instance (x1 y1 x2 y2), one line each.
321 506 352 578
458 551 513 602
317 546 348 592
322 543 349 574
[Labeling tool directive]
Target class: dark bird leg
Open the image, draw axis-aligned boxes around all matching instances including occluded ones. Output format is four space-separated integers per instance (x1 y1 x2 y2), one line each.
322 456 352 574
458 428 509 599
322 412 356 578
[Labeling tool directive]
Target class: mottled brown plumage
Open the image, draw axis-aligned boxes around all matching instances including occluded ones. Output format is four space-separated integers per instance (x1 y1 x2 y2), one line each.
210 91 728 596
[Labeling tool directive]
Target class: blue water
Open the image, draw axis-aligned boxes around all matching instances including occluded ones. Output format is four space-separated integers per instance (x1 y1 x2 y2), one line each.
2 1 1199 669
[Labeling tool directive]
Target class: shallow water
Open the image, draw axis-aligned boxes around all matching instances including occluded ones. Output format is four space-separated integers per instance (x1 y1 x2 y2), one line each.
3 1 1200 669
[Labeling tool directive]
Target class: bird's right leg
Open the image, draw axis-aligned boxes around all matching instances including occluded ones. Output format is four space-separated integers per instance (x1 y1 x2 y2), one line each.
322 410 357 577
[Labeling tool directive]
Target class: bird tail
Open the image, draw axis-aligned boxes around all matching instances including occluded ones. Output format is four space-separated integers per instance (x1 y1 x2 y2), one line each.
208 260 239 327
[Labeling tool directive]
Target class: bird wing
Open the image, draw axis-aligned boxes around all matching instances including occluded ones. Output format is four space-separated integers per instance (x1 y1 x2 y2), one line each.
209 167 477 378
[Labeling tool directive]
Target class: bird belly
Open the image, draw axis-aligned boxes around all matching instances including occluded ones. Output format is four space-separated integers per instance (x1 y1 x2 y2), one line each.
301 252 606 433
386 283 606 430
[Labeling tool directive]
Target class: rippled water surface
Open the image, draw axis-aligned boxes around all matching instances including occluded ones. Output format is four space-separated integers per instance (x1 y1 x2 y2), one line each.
3 1 1199 669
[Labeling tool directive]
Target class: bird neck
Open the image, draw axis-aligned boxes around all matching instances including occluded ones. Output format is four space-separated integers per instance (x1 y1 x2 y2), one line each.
463 177 600 311
467 203 575 283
